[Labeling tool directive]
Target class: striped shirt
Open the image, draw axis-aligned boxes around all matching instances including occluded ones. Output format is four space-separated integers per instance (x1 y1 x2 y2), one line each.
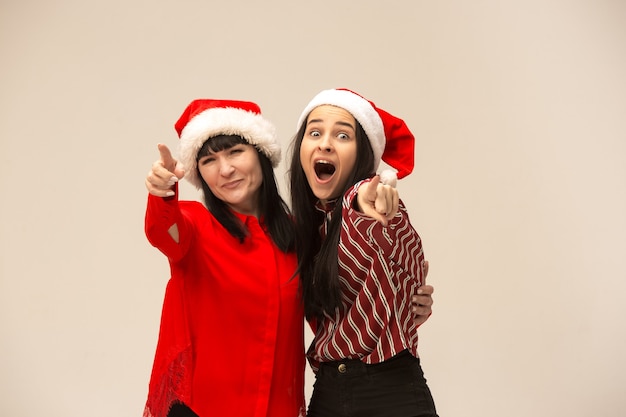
307 179 426 371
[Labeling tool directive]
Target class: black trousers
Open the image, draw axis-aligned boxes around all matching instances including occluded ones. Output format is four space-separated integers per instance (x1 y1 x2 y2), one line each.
308 350 438 417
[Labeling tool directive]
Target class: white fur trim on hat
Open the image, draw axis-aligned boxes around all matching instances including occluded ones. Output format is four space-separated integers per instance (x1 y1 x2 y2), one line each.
296 89 385 168
179 107 280 189
379 169 398 187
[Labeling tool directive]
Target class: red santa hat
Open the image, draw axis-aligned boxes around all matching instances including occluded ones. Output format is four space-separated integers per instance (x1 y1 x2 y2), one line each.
296 88 415 185
175 99 281 189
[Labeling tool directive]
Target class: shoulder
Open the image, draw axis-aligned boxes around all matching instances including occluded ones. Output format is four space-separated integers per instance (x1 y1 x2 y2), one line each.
178 200 215 224
178 200 207 211
342 178 370 209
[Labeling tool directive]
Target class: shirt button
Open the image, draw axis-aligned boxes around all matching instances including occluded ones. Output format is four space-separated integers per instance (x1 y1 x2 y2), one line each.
338 363 347 373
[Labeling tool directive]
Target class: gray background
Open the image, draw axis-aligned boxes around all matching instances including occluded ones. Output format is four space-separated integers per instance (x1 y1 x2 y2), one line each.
1 1 625 416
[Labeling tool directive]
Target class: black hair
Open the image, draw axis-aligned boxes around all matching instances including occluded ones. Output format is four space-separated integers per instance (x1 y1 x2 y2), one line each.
197 135 295 252
288 119 375 319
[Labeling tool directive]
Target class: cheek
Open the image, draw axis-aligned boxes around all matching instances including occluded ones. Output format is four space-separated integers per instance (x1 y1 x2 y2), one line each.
298 144 311 172
337 150 358 186
298 143 308 164
243 154 263 188
341 145 358 172
253 165 263 185
346 152 358 170
198 165 216 184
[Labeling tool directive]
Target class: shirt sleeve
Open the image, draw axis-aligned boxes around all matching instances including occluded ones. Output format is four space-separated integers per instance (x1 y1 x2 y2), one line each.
343 179 424 279
342 180 426 335
144 185 194 262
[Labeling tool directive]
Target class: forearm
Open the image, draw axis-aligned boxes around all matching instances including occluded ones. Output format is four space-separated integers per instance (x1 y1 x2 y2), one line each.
145 187 189 261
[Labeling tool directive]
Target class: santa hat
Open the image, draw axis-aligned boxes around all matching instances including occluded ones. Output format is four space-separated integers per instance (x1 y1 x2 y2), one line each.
296 88 415 185
175 99 281 189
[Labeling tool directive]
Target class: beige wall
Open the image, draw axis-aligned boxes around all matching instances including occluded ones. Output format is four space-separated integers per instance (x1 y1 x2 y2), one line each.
1 1 625 416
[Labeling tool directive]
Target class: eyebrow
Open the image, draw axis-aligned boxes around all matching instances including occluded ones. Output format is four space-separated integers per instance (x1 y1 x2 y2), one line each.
307 118 355 130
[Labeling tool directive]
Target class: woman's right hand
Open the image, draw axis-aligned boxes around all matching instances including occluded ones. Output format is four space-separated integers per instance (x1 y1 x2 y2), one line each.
145 144 185 197
355 175 399 226
412 261 433 327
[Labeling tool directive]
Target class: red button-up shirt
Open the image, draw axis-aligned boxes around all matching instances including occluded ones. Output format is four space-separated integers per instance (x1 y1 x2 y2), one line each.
143 191 305 417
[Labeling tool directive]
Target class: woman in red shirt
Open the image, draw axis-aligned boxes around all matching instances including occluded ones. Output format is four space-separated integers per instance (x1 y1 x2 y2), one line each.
289 88 439 417
143 99 305 417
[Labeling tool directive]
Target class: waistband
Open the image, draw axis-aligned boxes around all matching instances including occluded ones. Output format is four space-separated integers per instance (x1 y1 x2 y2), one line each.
317 350 418 377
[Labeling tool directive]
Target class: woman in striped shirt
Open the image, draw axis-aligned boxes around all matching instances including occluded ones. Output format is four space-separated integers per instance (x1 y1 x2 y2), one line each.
289 88 439 417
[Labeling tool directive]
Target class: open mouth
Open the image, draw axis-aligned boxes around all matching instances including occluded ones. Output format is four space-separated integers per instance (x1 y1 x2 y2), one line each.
314 161 336 180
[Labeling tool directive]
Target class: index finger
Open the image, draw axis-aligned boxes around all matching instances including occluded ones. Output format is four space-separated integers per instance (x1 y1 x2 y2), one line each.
365 175 381 201
157 143 176 170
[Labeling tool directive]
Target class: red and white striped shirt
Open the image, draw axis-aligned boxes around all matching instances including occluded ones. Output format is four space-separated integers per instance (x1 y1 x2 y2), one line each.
308 179 426 371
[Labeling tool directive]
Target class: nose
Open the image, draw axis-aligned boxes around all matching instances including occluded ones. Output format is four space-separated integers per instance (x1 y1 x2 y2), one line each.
318 134 333 152
219 160 235 176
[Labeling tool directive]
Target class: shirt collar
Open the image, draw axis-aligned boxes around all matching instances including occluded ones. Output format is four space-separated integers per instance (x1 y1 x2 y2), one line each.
314 198 338 215
231 209 265 228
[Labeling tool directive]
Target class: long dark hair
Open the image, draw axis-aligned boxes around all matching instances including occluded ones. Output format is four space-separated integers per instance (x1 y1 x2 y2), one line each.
197 135 295 253
288 118 376 319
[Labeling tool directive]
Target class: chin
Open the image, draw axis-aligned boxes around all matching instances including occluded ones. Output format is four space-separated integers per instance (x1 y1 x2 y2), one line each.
310 190 327 201
314 190 336 202
309 179 339 201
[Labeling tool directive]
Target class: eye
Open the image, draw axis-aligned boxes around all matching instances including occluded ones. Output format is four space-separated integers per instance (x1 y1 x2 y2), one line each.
228 145 249 157
337 132 350 140
309 130 321 138
198 156 215 165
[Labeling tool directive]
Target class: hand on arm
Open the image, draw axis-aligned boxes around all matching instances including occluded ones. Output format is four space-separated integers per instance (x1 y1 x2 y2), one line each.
355 175 399 226
145 144 185 197
412 260 434 327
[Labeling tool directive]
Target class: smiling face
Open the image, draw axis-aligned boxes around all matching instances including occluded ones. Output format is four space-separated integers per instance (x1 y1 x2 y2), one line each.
299 105 358 204
197 142 263 216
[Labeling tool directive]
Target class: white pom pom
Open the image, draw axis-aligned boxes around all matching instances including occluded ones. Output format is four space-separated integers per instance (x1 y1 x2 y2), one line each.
379 169 398 188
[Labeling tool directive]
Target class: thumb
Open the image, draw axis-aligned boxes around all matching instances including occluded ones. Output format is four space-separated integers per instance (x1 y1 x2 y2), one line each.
173 160 185 180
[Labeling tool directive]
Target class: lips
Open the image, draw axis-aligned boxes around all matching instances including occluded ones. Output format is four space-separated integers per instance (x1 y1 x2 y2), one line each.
221 179 242 189
314 160 336 181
